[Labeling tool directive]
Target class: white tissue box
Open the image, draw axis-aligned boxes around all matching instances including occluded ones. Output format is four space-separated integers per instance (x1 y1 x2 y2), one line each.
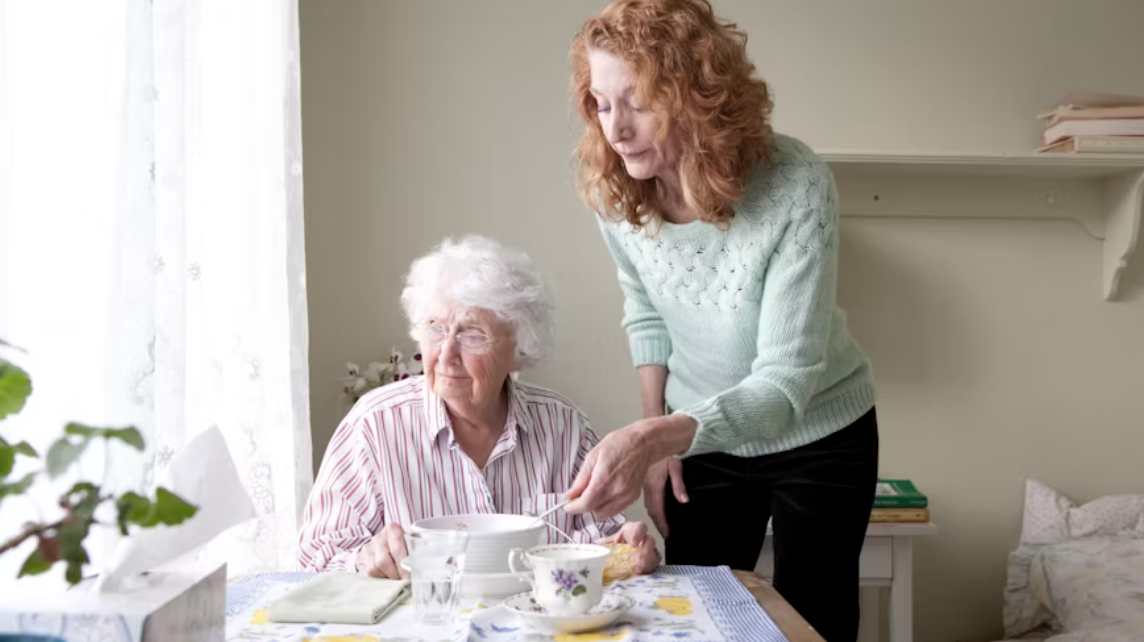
0 561 226 642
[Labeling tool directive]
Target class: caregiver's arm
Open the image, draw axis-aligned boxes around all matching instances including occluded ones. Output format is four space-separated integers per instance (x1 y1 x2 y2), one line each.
639 365 667 418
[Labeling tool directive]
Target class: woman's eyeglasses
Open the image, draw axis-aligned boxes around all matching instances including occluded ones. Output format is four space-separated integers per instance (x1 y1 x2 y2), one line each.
420 323 499 353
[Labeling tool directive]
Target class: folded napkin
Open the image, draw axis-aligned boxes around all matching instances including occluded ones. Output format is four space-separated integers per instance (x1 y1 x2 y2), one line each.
268 573 411 625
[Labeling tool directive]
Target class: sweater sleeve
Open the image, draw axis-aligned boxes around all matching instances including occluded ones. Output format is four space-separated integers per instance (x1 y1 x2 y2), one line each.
596 217 672 368
676 187 841 457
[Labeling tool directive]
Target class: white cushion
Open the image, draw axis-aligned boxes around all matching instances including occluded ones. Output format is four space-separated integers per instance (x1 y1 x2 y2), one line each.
1004 480 1144 639
1020 479 1144 545
1031 536 1144 641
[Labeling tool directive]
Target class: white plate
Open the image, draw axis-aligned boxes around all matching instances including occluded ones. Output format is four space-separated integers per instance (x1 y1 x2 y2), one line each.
461 571 530 599
502 592 635 634
397 560 530 600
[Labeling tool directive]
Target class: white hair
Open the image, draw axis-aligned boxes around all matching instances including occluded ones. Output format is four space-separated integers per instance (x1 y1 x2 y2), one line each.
400 235 554 369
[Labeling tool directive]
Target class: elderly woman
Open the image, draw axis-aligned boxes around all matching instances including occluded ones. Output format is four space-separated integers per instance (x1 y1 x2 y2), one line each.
298 235 659 579
562 2 879 641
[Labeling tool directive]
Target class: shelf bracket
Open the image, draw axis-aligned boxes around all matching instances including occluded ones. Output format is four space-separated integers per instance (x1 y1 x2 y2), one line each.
1102 169 1144 301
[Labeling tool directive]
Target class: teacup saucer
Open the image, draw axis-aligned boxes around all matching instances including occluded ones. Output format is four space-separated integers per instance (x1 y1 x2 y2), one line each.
502 592 635 634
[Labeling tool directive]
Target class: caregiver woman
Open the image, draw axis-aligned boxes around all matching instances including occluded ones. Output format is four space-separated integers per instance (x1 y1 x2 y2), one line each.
562 1 878 640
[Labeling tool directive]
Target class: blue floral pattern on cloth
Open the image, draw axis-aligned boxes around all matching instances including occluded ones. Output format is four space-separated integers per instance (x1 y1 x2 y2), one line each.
224 566 786 642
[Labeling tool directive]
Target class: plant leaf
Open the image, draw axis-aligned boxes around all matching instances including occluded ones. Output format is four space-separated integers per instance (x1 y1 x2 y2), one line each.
71 485 101 523
0 472 36 500
59 518 91 564
116 491 152 535
63 423 99 438
572 585 587 597
45 437 90 479
63 424 145 450
12 441 37 458
64 481 98 497
0 359 32 421
103 427 145 450
0 444 12 479
65 553 86 585
150 487 197 527
17 550 52 578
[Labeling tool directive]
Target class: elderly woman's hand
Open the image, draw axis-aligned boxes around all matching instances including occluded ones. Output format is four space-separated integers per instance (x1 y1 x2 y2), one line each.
598 522 660 575
565 413 698 518
355 523 409 579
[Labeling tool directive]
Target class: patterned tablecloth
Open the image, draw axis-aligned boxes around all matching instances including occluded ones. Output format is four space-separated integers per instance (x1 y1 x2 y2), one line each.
226 565 789 642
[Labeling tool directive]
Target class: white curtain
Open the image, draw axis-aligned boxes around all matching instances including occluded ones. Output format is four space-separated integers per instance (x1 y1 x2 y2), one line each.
0 0 311 592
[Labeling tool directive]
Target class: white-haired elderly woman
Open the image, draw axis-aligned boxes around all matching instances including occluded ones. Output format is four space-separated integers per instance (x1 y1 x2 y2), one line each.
298 235 660 578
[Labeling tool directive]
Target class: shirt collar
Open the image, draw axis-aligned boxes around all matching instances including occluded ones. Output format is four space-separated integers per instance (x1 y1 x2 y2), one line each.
422 374 533 447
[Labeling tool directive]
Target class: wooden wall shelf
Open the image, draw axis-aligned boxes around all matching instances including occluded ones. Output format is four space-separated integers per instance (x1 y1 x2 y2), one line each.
820 150 1144 301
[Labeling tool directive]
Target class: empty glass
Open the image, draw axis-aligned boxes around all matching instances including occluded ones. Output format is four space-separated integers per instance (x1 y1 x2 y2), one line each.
403 530 470 627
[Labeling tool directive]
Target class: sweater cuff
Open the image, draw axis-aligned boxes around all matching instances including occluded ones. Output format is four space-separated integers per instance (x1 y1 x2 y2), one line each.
629 335 672 368
672 401 725 458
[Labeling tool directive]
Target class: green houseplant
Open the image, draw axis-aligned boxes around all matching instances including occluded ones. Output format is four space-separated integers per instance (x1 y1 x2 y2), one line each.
0 339 197 585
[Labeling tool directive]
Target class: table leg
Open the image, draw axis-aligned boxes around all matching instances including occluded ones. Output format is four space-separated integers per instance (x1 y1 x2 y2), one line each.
859 586 880 642
890 536 913 642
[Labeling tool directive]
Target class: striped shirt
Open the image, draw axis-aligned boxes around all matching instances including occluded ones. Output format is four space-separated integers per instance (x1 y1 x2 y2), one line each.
297 376 625 572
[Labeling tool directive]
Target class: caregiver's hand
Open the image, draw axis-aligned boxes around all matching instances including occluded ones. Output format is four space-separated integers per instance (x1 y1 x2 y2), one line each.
565 414 698 518
644 456 688 539
355 523 409 580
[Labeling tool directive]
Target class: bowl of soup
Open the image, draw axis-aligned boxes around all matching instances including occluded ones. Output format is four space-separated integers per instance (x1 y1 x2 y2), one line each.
410 513 546 574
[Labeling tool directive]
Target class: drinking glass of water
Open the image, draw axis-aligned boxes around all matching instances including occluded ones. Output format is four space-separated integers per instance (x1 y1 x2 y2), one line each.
403 530 470 627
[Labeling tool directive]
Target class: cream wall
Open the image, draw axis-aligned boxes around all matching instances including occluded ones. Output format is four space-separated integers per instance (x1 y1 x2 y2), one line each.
299 2 1144 641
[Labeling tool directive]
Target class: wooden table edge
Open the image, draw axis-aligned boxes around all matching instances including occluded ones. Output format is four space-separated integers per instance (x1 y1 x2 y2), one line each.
733 569 826 642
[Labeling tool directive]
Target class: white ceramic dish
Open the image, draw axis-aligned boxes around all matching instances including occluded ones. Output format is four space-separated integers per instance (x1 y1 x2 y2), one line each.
460 571 530 599
411 513 545 574
399 557 531 600
502 592 635 634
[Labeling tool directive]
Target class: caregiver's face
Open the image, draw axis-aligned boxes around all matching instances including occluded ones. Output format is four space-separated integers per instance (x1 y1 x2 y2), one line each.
588 48 678 182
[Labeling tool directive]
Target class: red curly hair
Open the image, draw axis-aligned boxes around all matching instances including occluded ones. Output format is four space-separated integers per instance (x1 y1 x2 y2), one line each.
570 0 774 228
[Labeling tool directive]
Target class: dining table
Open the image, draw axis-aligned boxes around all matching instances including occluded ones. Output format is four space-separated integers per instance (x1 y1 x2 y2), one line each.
225 567 827 642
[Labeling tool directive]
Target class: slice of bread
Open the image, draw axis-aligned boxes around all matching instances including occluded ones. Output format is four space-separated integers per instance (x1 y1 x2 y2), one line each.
601 542 639 584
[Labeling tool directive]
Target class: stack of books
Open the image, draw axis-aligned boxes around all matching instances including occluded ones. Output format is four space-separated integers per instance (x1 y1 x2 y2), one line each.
871 479 929 523
1036 91 1144 154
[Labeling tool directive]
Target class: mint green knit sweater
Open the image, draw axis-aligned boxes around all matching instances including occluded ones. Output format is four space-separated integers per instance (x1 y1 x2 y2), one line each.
597 134 876 458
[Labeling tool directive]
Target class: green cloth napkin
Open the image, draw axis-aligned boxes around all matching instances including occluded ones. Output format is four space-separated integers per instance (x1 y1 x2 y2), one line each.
268 573 411 625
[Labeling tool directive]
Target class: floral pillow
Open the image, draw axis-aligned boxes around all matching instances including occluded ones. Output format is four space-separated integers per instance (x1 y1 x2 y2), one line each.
1021 479 1144 545
1031 536 1144 640
1004 480 1144 638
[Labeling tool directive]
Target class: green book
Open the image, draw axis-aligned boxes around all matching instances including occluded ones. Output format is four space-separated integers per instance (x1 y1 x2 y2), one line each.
874 479 928 508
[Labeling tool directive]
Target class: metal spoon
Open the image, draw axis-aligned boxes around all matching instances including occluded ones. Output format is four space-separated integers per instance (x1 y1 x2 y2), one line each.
530 498 574 542
531 498 569 525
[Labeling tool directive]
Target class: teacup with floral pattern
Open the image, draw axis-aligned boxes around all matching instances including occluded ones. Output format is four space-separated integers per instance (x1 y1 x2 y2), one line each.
508 543 610 616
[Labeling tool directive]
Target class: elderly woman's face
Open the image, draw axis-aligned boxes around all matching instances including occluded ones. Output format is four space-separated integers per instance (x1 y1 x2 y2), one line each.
588 48 679 182
419 307 517 410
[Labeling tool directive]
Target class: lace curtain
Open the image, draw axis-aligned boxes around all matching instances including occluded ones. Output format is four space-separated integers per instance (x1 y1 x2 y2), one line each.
0 0 311 593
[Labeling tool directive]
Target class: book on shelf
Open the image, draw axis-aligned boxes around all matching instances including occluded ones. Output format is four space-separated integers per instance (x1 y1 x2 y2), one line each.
1037 135 1144 154
1042 118 1144 146
1041 105 1144 127
870 507 930 523
1038 91 1144 122
1035 92 1144 155
874 479 927 508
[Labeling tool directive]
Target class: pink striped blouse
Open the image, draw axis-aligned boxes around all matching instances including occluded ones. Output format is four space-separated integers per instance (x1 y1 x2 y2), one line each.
298 376 625 572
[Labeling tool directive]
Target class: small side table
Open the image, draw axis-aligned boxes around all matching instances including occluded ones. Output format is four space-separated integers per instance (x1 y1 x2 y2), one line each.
754 521 939 642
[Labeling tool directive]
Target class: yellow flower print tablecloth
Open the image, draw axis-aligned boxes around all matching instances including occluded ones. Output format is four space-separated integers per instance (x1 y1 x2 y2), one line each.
226 566 788 642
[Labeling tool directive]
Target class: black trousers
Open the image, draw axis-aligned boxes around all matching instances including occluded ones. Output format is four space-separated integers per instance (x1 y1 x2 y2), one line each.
664 407 879 642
